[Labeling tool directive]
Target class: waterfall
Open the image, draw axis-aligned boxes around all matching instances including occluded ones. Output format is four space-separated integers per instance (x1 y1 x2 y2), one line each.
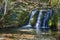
43 11 50 27
35 10 42 36
35 10 52 35
20 10 37 28
28 10 37 25
18 9 53 35
42 10 52 27
41 10 52 34
41 10 50 33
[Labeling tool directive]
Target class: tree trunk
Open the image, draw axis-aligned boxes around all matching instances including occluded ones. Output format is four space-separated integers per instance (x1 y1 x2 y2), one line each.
0 0 8 27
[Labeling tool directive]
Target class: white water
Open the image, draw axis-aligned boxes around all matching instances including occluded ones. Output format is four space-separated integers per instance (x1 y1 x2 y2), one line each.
35 10 52 36
42 10 52 33
35 10 42 36
20 10 37 28
38 10 53 35
42 11 49 28
18 10 52 35
28 10 37 25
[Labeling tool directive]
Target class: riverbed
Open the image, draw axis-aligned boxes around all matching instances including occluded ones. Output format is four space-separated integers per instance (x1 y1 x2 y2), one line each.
0 28 60 40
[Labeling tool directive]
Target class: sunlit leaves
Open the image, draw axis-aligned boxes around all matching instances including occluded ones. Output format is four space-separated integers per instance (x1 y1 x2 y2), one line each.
50 0 58 7
0 0 3 3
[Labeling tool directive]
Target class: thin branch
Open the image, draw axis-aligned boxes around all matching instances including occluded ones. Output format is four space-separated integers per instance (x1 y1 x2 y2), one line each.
0 0 8 21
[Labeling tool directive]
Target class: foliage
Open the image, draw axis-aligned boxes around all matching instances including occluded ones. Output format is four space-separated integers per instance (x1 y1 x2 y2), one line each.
30 10 39 27
48 12 58 27
50 0 59 7
0 0 59 27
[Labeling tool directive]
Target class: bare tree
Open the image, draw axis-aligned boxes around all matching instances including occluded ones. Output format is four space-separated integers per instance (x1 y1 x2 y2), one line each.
0 0 8 27
0 0 8 20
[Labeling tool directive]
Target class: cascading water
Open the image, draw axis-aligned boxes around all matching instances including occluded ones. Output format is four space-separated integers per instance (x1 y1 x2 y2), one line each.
41 10 50 33
40 10 53 34
27 10 37 25
20 10 37 28
18 10 37 31
35 10 53 35
35 10 42 36
18 9 53 35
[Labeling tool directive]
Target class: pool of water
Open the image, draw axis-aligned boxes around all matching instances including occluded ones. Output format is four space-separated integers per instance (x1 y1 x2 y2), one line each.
0 28 60 40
